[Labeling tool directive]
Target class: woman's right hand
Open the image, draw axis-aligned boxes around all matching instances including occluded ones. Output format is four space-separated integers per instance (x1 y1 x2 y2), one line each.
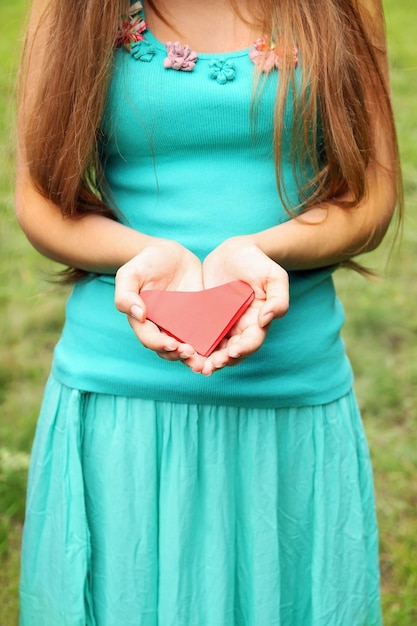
114 240 206 372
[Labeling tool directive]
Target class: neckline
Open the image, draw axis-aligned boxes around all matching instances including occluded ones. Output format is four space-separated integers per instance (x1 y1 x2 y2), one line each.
144 28 252 59
139 4 253 60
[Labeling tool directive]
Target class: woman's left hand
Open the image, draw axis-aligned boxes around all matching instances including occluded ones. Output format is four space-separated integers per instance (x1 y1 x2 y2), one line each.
201 236 289 376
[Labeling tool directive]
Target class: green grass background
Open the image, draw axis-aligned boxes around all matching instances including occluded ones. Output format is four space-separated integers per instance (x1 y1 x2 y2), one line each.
0 1 416 623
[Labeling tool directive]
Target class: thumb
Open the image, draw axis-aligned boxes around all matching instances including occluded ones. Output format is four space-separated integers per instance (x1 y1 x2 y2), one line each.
115 259 147 321
258 270 289 327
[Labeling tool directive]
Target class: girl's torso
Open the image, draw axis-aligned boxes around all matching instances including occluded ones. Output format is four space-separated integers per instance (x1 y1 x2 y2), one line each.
51 6 353 407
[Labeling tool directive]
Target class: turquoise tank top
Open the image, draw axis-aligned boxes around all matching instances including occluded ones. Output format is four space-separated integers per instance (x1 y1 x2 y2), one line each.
51 17 353 407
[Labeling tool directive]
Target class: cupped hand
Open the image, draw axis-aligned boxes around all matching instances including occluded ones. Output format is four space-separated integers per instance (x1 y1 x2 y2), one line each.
115 237 289 376
201 236 289 376
115 240 206 372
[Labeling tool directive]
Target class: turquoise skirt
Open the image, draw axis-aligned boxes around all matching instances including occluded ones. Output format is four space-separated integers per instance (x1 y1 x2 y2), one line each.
20 375 382 626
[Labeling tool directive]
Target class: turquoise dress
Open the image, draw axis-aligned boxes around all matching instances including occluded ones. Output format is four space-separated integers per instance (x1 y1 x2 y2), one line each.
19 10 383 626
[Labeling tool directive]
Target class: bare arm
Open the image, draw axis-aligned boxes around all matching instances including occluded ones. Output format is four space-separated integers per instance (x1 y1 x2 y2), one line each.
250 161 396 271
15 170 157 274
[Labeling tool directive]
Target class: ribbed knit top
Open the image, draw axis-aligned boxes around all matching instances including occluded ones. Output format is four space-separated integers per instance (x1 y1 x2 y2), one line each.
51 19 353 407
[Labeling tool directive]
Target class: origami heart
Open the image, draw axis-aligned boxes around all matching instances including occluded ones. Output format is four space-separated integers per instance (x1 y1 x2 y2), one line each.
140 281 255 356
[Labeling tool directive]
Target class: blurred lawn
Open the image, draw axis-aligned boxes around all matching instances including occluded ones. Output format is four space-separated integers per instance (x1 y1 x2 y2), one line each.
1 0 416 624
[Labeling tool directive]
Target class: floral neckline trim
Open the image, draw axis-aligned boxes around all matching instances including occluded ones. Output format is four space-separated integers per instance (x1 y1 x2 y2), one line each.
115 2 298 78
115 2 147 49
250 37 298 72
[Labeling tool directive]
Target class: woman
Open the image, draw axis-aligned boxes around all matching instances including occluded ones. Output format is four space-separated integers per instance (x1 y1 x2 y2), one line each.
16 0 400 624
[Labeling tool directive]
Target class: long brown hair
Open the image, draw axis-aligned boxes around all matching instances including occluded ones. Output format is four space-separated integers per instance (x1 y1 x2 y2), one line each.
19 0 401 277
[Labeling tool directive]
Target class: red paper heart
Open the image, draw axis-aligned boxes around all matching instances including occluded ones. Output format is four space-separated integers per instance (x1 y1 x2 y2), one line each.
140 281 255 356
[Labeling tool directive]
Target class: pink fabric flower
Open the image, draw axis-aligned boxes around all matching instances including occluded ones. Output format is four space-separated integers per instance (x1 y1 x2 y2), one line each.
115 2 147 51
250 37 298 73
164 42 198 72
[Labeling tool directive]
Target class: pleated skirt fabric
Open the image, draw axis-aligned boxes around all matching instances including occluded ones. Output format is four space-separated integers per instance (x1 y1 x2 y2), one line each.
19 375 382 626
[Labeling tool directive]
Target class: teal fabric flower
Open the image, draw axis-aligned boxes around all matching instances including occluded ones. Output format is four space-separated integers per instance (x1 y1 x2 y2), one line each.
209 59 235 84
131 40 156 62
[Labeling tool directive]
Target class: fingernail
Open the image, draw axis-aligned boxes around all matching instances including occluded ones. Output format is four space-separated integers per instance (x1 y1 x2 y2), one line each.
179 350 195 359
261 312 274 327
131 305 144 321
163 345 177 352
